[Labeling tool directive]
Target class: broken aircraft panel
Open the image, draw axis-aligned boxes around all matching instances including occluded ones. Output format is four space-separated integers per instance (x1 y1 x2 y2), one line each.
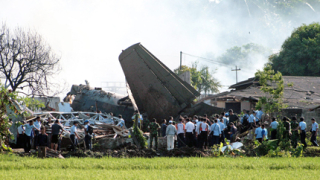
64 83 134 122
119 43 200 120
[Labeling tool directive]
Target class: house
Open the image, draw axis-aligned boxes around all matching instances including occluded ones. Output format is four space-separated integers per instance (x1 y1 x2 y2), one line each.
203 76 320 123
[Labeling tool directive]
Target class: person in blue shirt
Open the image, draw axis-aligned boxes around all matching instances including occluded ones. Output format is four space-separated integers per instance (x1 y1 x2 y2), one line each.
296 117 307 147
261 125 268 141
210 119 221 146
219 118 226 145
310 118 319 147
270 117 278 140
24 120 40 153
255 108 263 125
248 111 256 128
255 124 263 143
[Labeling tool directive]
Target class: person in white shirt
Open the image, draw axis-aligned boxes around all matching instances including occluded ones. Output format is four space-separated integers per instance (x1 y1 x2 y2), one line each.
210 119 221 146
199 118 209 149
166 121 177 151
17 121 26 148
34 117 42 150
310 118 319 146
176 118 185 148
218 118 226 145
270 117 279 140
296 117 307 147
70 121 80 151
185 118 194 147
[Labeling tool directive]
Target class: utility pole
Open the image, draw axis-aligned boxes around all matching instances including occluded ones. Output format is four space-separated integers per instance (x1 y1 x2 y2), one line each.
231 66 241 83
180 51 182 71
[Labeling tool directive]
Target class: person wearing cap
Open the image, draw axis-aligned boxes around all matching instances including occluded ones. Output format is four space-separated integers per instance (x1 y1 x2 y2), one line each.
185 118 194 147
176 118 186 148
51 120 64 151
166 120 177 151
291 117 299 148
270 117 278 140
16 121 26 148
70 121 80 151
84 120 93 150
34 117 42 150
296 117 307 147
310 118 319 146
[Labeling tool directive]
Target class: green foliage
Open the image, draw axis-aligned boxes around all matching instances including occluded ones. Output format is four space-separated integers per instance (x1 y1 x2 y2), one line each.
255 64 287 114
132 114 147 149
1 155 320 179
18 97 45 112
269 22 320 76
0 84 19 152
174 62 221 94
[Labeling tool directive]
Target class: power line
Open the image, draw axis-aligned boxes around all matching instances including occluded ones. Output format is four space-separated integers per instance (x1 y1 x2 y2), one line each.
181 52 251 73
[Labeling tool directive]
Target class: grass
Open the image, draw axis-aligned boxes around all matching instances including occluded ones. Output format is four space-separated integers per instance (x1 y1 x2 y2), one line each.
1 154 320 179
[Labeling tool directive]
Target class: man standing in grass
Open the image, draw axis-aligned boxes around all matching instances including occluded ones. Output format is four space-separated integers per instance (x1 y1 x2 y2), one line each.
166 121 177 151
37 127 48 158
148 118 160 150
70 121 80 151
24 120 40 153
310 118 319 146
51 120 64 151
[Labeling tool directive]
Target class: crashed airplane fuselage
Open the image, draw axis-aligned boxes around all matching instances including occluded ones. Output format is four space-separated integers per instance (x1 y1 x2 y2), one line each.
119 43 200 120
64 83 134 121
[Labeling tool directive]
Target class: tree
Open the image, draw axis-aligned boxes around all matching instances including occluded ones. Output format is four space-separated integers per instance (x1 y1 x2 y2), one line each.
0 24 60 96
269 23 320 76
174 62 221 95
0 83 19 152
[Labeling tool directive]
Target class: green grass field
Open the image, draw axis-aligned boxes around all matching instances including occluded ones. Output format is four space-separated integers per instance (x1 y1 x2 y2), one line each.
1 155 320 180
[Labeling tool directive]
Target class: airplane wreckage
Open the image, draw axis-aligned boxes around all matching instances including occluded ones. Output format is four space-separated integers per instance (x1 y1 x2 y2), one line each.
64 43 223 123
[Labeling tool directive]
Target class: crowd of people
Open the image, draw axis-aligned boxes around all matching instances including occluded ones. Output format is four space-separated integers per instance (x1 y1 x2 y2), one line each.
13 108 319 157
144 109 319 151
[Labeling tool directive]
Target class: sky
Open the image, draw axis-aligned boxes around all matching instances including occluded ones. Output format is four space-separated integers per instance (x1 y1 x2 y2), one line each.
1 0 319 98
